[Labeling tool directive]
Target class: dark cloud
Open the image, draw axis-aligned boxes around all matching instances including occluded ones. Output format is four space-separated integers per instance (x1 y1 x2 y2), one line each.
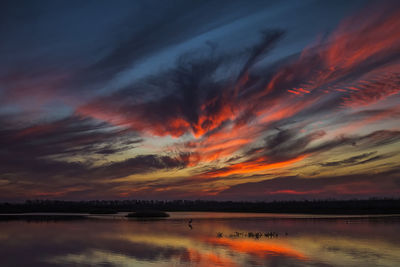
234 30 284 88
302 130 400 158
0 114 188 197
332 107 400 125
265 129 326 160
92 154 190 180
0 115 140 160
77 29 286 137
217 171 400 201
265 128 296 150
0 0 287 103
360 130 400 147
320 152 377 167
0 153 190 201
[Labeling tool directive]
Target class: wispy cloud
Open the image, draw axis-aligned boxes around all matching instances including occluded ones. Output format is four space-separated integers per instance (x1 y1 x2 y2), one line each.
1 1 399 200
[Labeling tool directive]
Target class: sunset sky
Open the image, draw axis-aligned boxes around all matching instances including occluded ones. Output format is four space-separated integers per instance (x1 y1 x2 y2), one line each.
1 0 399 201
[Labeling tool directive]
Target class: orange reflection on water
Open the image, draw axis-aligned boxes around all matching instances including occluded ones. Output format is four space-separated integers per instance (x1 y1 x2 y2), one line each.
1 214 400 267
205 237 308 260
186 248 238 267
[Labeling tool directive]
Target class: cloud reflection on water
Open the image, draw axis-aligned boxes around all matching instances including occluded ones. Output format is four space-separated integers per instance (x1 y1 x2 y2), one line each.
1 214 400 266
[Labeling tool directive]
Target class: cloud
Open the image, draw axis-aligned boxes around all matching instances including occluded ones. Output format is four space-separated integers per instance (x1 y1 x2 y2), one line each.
197 129 400 179
201 155 307 178
320 152 379 167
0 152 190 201
92 154 190 180
76 30 285 139
217 171 400 201
0 113 190 200
270 4 400 102
264 129 326 160
1 1 400 200
0 115 140 161
74 3 400 172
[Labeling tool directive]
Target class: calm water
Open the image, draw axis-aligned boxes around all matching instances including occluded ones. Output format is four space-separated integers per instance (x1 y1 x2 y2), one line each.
1 212 400 267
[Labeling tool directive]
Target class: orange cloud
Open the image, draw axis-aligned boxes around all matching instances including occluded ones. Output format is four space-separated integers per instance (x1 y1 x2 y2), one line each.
203 154 308 178
259 5 400 106
74 4 400 178
323 8 400 71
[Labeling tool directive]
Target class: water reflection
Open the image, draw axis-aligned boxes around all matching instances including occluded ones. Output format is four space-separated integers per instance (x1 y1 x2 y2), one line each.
1 213 400 266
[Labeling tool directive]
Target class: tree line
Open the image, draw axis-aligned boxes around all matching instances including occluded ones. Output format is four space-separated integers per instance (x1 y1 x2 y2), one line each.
1 198 400 214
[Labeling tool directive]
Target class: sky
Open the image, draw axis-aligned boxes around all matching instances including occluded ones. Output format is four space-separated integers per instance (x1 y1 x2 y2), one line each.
0 0 399 201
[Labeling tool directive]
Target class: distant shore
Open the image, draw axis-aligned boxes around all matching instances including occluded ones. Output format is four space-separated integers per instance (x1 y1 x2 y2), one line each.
0 214 88 221
1 212 400 222
1 199 399 215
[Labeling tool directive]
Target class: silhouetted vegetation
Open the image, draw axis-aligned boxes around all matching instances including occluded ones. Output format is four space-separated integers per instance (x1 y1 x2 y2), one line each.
0 198 399 214
0 214 87 221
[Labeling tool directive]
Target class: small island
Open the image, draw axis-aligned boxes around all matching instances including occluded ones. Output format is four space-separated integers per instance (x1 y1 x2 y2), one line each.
126 210 170 218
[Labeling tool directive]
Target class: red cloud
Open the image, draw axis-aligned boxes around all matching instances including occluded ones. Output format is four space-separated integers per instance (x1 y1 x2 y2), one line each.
74 4 400 172
202 154 308 178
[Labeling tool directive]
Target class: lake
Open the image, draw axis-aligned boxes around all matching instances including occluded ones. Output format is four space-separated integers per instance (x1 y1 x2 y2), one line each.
1 212 400 266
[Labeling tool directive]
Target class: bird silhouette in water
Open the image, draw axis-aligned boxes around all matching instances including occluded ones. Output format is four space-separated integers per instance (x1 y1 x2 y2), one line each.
188 218 193 229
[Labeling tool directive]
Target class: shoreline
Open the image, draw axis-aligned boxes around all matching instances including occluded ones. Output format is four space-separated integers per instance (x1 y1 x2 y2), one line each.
1 211 400 222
